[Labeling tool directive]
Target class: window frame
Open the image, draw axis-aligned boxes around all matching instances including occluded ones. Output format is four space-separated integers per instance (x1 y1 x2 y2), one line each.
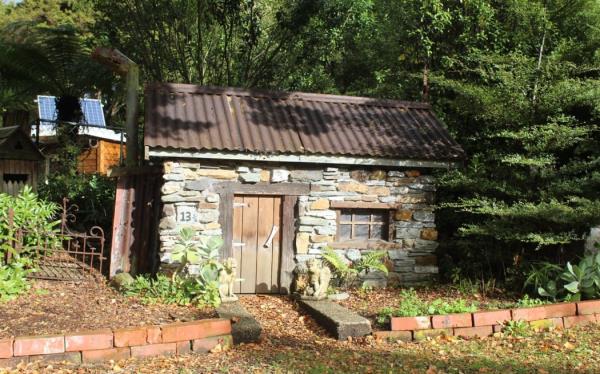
335 208 394 243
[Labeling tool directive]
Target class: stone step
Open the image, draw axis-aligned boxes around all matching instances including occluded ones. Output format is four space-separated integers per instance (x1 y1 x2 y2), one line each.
216 302 262 344
298 299 372 340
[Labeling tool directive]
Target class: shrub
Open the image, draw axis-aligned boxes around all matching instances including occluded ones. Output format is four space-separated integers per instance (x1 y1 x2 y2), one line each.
536 253 600 301
38 173 115 233
0 187 61 262
0 260 32 302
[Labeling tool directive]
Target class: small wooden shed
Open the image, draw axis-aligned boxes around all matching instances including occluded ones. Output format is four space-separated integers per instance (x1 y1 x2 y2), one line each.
143 84 466 293
0 126 44 195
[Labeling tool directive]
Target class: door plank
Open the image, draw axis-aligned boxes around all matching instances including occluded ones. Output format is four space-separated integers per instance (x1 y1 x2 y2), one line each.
255 196 274 293
271 197 282 293
232 195 244 294
280 195 298 294
219 191 234 259
240 196 259 294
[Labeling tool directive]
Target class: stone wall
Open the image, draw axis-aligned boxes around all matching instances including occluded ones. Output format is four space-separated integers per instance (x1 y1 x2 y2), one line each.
158 160 439 286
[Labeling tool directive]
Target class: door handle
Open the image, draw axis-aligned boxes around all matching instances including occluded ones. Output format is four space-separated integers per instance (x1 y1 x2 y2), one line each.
263 225 279 248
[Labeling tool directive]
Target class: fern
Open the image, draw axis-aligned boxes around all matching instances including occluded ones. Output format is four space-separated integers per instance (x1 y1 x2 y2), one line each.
355 251 389 275
321 247 357 285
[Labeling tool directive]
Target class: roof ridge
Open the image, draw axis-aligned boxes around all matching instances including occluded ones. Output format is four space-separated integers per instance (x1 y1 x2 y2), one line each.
145 83 431 109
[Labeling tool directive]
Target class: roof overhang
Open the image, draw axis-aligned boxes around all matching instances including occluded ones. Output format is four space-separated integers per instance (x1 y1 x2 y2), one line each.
146 147 460 169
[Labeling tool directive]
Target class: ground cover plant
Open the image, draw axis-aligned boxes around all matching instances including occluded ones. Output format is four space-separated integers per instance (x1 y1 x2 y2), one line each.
376 288 478 325
123 228 224 308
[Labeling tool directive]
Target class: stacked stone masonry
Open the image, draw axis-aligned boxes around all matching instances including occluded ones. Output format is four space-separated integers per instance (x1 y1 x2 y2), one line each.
159 161 439 286
0 319 232 368
375 300 600 342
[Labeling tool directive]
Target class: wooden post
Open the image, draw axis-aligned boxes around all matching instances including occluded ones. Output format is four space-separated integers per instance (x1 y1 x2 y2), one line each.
91 47 139 167
124 65 139 167
280 195 298 294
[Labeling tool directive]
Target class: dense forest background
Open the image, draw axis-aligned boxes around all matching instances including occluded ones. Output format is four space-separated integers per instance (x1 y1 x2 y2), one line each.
1 0 600 289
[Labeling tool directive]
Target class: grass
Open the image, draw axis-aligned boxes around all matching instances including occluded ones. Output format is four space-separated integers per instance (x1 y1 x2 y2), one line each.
245 325 600 373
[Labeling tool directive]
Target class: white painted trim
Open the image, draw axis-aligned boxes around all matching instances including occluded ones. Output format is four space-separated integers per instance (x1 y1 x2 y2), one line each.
147 148 459 169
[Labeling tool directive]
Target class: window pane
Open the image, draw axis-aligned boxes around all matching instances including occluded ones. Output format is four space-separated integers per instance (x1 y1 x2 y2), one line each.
354 224 369 239
339 224 352 240
370 224 387 239
340 210 352 222
354 210 370 222
371 211 387 222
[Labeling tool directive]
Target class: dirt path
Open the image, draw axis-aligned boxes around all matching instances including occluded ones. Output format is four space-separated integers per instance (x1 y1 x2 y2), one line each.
238 294 337 346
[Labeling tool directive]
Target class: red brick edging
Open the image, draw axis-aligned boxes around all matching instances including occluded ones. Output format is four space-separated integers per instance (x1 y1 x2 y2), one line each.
0 318 232 368
377 300 600 341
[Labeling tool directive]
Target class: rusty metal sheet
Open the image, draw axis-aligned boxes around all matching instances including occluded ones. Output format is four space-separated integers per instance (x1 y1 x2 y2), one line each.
144 83 465 161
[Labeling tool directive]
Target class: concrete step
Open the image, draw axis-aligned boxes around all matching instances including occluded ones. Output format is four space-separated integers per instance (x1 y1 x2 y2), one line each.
299 299 372 340
216 301 262 344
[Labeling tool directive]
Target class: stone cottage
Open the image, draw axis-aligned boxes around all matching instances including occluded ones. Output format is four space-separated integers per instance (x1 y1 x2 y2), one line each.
144 83 464 294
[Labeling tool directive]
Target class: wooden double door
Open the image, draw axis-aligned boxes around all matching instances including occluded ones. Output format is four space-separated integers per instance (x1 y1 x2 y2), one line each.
232 195 282 294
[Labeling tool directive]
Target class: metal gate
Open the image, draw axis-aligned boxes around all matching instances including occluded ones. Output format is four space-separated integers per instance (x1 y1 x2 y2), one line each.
6 198 106 282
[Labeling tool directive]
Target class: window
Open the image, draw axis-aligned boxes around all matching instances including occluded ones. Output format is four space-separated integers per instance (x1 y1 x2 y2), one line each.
3 173 28 183
337 209 391 241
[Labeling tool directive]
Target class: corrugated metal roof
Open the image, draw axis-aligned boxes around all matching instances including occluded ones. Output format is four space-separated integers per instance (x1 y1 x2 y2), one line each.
144 83 465 161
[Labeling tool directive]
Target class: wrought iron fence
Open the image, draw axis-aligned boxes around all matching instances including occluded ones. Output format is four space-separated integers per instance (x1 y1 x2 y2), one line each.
6 198 106 282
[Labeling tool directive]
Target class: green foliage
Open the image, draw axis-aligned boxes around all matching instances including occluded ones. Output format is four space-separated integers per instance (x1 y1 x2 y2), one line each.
170 229 223 281
353 251 389 276
124 273 221 308
514 295 548 308
0 260 32 302
124 229 224 308
124 274 194 306
321 247 389 290
321 247 357 287
450 268 497 297
0 186 61 261
536 253 600 301
502 320 532 337
433 0 600 287
376 288 478 324
38 174 115 233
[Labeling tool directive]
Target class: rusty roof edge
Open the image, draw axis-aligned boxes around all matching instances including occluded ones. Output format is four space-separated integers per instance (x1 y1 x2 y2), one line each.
144 82 431 109
146 147 463 168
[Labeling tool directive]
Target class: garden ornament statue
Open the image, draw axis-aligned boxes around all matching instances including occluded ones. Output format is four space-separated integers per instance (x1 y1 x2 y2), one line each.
219 257 240 302
301 258 331 300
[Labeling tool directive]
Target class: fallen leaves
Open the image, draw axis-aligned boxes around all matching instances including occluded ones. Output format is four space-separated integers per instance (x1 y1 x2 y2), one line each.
0 279 216 338
3 292 600 373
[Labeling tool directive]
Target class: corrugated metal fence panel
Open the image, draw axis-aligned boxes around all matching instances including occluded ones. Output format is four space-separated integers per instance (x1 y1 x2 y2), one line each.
144 83 465 161
110 169 162 277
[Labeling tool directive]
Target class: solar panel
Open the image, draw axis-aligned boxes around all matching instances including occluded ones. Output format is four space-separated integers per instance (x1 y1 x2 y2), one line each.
37 95 106 127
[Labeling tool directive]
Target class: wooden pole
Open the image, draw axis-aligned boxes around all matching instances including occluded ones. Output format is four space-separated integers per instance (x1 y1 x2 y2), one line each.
91 47 139 167
124 65 139 167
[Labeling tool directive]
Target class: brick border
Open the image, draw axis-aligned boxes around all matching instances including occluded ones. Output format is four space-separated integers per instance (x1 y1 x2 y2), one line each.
375 300 600 341
0 318 232 368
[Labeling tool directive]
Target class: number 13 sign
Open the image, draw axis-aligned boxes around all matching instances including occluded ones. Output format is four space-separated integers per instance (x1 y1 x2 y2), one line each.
176 205 198 223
